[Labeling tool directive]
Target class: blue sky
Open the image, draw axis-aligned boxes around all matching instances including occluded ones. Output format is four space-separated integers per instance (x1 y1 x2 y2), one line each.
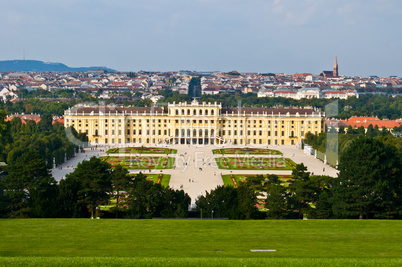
1 0 401 76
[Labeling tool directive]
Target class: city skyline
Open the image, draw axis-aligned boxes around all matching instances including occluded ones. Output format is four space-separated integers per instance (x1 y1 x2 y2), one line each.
1 0 402 76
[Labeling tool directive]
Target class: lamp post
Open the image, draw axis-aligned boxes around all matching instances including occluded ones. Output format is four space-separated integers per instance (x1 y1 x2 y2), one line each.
200 208 202 220
212 210 214 219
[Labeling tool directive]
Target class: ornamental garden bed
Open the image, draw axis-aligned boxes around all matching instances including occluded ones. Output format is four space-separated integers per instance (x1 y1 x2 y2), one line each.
106 146 177 154
215 157 296 170
222 174 293 188
212 148 282 155
100 156 175 169
129 173 171 187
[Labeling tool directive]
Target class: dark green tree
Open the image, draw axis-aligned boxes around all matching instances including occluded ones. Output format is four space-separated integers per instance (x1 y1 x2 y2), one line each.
111 164 131 217
264 175 289 219
126 173 158 218
3 150 55 217
338 125 345 134
356 126 366 135
57 176 88 218
64 156 113 217
331 136 402 219
196 184 258 220
288 163 314 219
346 125 355 135
245 174 264 190
366 124 375 137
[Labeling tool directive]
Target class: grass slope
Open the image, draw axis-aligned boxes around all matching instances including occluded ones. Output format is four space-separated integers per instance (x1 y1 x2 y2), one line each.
0 219 400 265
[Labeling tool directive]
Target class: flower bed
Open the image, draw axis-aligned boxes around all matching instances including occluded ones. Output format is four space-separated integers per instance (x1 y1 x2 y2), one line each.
216 157 294 170
99 156 175 169
106 147 177 154
213 148 283 155
221 174 293 194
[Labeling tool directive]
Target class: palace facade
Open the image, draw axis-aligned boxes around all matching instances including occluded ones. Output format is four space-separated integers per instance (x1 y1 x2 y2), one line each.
64 99 324 146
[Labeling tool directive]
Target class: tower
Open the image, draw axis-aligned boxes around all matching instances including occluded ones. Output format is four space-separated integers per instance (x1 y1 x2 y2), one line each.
333 56 338 77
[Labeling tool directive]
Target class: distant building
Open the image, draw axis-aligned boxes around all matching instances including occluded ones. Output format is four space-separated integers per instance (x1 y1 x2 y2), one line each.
320 56 339 78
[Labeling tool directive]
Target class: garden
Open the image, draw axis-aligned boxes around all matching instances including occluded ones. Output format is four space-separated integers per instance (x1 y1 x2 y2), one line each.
129 173 171 187
221 174 293 188
100 156 175 169
107 146 177 154
215 156 296 170
213 147 282 155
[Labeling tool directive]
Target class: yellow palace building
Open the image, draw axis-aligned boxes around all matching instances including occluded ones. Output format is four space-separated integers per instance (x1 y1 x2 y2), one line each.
64 99 324 146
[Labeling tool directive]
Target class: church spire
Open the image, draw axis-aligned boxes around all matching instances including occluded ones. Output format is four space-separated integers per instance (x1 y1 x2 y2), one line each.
333 56 339 77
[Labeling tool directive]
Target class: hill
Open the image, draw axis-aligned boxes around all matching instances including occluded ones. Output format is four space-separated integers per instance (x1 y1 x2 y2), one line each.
0 60 115 72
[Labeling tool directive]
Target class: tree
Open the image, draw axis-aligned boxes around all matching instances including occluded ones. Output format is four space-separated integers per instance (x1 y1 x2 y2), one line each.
264 175 289 219
366 124 375 137
37 114 53 132
356 126 365 135
125 173 160 219
64 156 113 217
235 183 260 219
3 150 55 217
245 174 264 190
288 163 314 219
331 136 402 219
111 164 131 217
346 125 355 134
196 184 259 220
57 176 88 218
338 125 345 134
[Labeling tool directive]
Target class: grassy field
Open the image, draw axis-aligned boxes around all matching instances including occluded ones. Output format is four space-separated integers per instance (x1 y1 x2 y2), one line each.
0 219 401 266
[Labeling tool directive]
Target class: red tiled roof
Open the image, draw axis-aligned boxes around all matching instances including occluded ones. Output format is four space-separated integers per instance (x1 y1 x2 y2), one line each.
362 120 401 129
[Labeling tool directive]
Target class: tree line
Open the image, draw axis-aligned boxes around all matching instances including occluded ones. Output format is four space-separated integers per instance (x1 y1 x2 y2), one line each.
0 137 400 219
197 136 401 220
0 114 82 166
0 155 191 218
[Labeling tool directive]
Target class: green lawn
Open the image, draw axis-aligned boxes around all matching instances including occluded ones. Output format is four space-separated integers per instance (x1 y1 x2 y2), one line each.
216 156 296 170
213 148 283 155
107 146 177 154
100 156 175 169
0 220 400 266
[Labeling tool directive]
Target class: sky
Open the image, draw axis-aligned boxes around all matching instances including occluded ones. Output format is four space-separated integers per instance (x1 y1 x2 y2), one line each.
1 0 402 76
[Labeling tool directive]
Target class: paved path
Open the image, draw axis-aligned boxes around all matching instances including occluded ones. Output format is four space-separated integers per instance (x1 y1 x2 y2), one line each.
52 144 339 204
